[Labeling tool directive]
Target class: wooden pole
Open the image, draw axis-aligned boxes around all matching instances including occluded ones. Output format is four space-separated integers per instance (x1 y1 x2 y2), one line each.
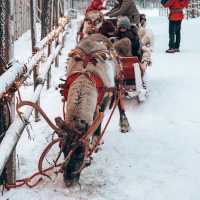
30 0 40 122
41 0 53 89
55 0 59 68
47 0 54 89
41 0 52 39
0 0 16 185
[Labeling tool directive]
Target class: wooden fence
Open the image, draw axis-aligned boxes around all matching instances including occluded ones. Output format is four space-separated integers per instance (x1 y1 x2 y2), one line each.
64 0 90 13
0 0 67 186
13 0 66 40
186 0 200 18
0 16 70 185
14 0 31 40
159 0 200 19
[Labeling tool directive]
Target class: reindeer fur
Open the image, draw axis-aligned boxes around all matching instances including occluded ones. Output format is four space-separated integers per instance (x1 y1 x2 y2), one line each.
114 38 133 57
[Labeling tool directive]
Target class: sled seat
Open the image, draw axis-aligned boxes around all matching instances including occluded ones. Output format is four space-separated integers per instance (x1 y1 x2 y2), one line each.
119 56 143 85
119 56 147 102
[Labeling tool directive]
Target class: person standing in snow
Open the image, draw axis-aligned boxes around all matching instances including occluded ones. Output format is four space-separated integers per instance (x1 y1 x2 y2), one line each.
106 0 140 25
162 0 189 53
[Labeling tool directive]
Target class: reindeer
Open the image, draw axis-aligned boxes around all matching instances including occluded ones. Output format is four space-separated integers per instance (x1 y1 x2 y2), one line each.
56 35 119 186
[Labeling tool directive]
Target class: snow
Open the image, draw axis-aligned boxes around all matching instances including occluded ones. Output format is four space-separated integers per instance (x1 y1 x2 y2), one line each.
0 61 22 98
2 10 200 200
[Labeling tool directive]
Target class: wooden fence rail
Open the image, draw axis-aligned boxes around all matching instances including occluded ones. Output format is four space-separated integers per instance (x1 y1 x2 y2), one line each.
0 16 70 178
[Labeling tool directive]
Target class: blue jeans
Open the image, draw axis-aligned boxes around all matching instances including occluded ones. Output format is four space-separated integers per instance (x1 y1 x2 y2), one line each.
169 20 182 49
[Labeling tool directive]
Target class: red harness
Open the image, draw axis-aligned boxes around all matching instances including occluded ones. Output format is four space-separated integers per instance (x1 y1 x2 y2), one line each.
61 47 109 105
62 72 105 105
78 47 97 68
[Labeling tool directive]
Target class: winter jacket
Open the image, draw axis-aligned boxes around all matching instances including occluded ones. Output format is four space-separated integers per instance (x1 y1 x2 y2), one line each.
162 0 189 21
116 28 141 59
107 0 140 25
86 0 104 13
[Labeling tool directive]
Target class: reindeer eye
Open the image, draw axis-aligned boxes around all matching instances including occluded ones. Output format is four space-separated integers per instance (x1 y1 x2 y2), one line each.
85 18 92 25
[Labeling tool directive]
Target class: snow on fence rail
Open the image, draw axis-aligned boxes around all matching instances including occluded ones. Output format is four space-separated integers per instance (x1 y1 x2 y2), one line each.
0 16 70 176
0 17 69 100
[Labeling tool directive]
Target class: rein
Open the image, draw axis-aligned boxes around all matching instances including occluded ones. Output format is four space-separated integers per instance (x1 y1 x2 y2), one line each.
4 88 119 190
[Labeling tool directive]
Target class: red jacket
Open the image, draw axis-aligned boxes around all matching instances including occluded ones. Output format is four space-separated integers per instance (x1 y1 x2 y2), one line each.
163 0 189 21
86 0 104 13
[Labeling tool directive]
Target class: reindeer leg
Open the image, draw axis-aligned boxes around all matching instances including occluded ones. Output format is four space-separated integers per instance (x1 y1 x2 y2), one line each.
118 97 129 133
63 145 84 187
89 123 102 152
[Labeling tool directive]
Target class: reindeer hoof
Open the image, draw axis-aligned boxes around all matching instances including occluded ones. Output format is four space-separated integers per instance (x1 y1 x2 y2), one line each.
64 177 79 187
120 126 129 133
120 115 130 133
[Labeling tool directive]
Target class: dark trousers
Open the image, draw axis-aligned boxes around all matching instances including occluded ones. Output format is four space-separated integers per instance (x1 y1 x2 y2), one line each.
169 20 182 49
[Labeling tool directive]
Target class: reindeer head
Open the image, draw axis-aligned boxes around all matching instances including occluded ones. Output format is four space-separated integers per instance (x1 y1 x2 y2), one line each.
68 38 109 70
83 11 104 35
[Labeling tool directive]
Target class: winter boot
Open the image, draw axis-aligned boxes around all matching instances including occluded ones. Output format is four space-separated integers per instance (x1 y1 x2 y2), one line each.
174 48 180 52
165 48 176 53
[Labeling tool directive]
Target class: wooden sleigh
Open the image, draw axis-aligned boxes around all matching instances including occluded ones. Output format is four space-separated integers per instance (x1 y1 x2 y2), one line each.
118 56 147 103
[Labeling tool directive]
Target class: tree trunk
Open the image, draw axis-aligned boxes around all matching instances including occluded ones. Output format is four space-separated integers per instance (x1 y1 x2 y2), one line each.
0 0 16 185
30 0 40 122
41 0 52 39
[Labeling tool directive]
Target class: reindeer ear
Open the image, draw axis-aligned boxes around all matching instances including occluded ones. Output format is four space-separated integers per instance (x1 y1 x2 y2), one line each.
68 49 76 57
68 49 83 61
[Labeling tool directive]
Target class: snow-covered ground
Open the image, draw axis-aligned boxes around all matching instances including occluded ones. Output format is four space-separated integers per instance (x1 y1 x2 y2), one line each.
2 10 200 200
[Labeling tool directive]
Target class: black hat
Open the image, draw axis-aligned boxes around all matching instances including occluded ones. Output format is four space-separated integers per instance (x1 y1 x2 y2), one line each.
100 20 116 36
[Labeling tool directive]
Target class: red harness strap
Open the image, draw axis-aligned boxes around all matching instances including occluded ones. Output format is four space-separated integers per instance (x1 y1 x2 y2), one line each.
62 72 105 105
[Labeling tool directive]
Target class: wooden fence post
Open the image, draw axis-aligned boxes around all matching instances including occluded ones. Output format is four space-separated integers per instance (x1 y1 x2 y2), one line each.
41 0 53 89
0 0 16 185
30 0 40 122
55 0 60 68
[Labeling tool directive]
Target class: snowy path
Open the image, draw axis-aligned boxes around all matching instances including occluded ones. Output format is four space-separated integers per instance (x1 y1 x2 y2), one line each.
2 13 200 200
